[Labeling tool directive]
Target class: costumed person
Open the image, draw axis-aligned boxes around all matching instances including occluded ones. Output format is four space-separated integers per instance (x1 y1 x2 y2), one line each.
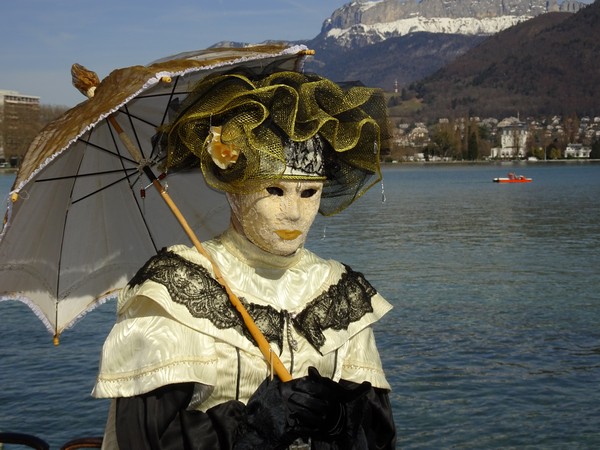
93 69 396 449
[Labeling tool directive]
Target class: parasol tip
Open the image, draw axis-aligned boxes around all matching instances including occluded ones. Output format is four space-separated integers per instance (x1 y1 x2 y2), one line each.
71 63 100 98
53 334 60 346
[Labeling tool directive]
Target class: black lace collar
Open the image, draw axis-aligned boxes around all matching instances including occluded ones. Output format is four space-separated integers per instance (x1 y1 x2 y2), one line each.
128 248 376 353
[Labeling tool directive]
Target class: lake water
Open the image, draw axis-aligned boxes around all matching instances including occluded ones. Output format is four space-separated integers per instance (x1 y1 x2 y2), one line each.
1 162 599 449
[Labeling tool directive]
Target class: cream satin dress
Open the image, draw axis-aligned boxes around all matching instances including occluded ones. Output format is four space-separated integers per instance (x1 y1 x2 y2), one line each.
93 227 392 448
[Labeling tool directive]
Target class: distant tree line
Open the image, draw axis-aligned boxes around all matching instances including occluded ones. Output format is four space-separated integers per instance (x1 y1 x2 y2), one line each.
385 93 600 161
4 100 600 167
1 105 69 166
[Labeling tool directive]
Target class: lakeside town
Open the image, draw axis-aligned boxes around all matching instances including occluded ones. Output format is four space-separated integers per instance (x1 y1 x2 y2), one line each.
2 88 600 169
385 113 600 163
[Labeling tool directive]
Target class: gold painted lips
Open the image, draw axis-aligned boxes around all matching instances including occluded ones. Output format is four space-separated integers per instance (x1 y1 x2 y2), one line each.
275 229 302 240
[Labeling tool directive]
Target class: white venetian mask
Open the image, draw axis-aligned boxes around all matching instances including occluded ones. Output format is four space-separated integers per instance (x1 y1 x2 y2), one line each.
227 180 323 256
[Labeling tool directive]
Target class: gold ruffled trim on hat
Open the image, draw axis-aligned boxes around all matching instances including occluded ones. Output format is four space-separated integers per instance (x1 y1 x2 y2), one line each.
162 71 390 215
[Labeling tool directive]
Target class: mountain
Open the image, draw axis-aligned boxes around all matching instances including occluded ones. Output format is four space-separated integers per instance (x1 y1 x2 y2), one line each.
302 0 588 93
211 0 597 118
317 0 586 49
304 32 486 93
412 0 600 119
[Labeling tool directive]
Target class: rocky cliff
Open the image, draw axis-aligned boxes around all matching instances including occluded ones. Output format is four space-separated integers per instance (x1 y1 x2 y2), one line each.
320 0 587 48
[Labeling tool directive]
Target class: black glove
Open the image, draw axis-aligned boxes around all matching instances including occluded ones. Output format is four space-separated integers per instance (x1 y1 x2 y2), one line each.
234 374 305 450
234 367 371 450
290 367 371 447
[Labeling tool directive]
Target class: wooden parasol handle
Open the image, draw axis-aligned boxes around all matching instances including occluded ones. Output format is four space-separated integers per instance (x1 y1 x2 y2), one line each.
113 116 292 382
144 167 292 381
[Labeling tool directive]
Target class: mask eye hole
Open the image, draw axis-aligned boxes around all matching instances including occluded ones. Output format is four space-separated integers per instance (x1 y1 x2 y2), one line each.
266 186 284 196
301 188 318 198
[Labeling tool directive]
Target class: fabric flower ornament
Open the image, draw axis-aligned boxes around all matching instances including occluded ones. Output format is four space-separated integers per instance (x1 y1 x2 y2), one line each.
206 126 240 169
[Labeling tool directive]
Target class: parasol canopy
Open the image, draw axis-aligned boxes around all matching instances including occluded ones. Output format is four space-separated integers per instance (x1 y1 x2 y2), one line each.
0 44 313 348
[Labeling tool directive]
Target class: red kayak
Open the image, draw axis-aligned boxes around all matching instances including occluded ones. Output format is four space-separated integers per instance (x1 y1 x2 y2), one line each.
493 172 532 183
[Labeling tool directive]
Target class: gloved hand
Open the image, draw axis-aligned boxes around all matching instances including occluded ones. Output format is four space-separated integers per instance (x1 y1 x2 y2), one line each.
285 367 371 439
234 367 371 450
289 367 372 448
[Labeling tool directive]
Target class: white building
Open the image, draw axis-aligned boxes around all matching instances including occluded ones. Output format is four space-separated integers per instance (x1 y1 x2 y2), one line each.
490 117 528 159
564 143 591 159
0 90 40 163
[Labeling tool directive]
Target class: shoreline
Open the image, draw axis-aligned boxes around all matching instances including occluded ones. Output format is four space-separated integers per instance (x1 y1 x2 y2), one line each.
2 160 598 175
381 159 600 166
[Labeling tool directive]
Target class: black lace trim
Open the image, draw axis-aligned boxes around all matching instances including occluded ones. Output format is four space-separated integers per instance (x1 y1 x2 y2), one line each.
292 264 376 350
129 248 376 352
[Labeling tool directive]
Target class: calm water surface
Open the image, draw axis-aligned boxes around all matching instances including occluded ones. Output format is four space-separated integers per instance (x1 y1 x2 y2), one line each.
1 163 599 448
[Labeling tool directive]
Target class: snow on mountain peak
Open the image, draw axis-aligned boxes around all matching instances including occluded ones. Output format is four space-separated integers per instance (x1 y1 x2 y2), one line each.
320 0 588 48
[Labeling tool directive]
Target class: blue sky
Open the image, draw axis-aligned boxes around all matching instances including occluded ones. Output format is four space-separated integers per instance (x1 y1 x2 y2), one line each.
2 0 594 107
1 0 344 106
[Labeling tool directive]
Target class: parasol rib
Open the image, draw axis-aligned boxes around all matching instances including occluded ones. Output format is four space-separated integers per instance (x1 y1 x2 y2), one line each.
71 61 293 381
